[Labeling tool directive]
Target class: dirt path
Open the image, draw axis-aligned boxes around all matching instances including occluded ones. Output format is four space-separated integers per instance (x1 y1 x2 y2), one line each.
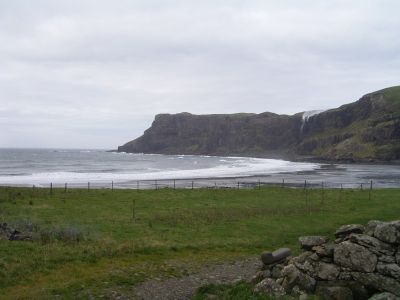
133 256 261 300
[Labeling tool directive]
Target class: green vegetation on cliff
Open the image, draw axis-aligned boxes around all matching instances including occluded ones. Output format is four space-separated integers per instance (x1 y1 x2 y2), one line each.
119 86 400 162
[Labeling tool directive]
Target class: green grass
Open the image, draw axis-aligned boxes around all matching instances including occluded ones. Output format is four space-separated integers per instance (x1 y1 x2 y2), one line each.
0 186 399 299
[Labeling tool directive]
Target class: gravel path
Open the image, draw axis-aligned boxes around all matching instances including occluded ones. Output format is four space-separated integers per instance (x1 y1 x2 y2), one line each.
134 256 261 300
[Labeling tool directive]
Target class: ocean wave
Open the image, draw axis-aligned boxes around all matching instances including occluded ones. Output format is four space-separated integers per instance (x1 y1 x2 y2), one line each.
0 158 319 184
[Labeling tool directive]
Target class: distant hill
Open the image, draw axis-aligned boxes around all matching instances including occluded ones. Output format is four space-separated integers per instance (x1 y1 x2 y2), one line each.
118 86 400 162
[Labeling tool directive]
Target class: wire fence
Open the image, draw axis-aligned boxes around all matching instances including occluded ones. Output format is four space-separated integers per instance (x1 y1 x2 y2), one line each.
3 177 399 192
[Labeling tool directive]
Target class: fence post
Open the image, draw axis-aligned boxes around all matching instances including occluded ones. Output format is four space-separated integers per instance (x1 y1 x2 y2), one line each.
173 179 176 190
137 181 139 191
237 181 240 189
304 180 308 212
50 182 53 196
369 180 373 200
214 182 217 189
112 181 114 192
191 181 194 190
155 180 158 190
282 179 285 188
88 182 90 191
321 181 324 205
258 179 261 190
132 198 136 221
64 183 67 193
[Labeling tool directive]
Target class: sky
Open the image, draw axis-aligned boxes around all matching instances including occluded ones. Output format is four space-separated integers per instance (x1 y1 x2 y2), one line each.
0 1 399 149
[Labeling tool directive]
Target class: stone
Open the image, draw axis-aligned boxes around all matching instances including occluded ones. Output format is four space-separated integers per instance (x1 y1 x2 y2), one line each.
368 292 400 300
254 278 286 297
376 262 400 279
309 253 319 261
294 259 315 276
374 221 400 244
261 248 292 265
349 234 395 256
334 241 377 272
334 238 345 244
315 286 353 300
317 281 369 300
271 264 284 279
299 236 329 250
396 248 400 264
378 255 396 263
9 231 32 241
365 220 383 236
281 264 316 293
316 262 340 281
338 272 352 281
251 270 271 283
352 272 400 296
289 251 313 265
313 243 335 257
321 257 333 263
335 224 365 238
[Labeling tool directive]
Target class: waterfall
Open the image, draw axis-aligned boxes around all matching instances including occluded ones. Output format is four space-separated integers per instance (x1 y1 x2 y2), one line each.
301 110 325 134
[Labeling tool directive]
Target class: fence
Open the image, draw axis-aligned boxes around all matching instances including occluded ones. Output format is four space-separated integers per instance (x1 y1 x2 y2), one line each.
4 177 398 193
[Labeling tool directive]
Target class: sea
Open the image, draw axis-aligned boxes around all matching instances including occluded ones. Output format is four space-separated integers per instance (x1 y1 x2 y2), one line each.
0 148 399 189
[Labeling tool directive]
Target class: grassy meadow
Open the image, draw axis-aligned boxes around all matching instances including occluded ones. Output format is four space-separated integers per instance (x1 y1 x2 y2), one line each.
0 185 399 299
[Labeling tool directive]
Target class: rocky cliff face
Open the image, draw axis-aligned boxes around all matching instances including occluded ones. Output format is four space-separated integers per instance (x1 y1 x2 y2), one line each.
118 86 400 162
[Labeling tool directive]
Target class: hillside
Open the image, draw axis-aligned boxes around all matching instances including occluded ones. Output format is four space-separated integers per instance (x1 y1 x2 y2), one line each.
118 86 400 162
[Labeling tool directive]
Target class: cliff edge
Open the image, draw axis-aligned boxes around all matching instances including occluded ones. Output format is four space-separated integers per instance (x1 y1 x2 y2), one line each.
118 86 400 162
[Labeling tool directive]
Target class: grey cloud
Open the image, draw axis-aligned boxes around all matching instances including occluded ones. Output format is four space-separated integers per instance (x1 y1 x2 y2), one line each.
0 1 399 148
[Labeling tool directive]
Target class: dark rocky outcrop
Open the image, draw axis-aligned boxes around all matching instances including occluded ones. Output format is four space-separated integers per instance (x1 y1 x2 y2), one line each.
0 223 32 241
252 219 400 299
118 86 400 162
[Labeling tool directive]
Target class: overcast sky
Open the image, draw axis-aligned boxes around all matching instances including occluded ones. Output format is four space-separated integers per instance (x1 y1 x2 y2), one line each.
1 0 399 149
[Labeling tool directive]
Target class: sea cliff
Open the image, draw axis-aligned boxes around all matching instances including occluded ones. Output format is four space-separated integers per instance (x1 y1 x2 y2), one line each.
118 86 400 162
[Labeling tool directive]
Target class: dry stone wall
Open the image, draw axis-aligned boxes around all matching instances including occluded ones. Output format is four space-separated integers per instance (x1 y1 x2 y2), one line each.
253 220 400 299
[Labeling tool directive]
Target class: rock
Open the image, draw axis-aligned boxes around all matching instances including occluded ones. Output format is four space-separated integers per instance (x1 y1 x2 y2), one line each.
313 243 335 258
321 257 333 263
281 264 316 293
378 255 396 263
289 251 314 264
294 260 315 276
334 237 345 244
374 221 400 244
352 272 400 296
315 286 353 300
334 241 377 272
9 231 32 241
365 220 383 236
271 264 284 279
261 248 292 265
338 272 352 281
254 278 286 297
317 281 369 300
349 234 395 256
396 248 400 264
335 224 365 238
299 236 329 250
316 262 340 281
251 270 271 283
376 262 400 279
368 292 400 300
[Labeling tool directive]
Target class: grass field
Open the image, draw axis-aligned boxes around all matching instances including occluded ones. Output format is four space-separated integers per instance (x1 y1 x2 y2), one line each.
0 186 399 299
